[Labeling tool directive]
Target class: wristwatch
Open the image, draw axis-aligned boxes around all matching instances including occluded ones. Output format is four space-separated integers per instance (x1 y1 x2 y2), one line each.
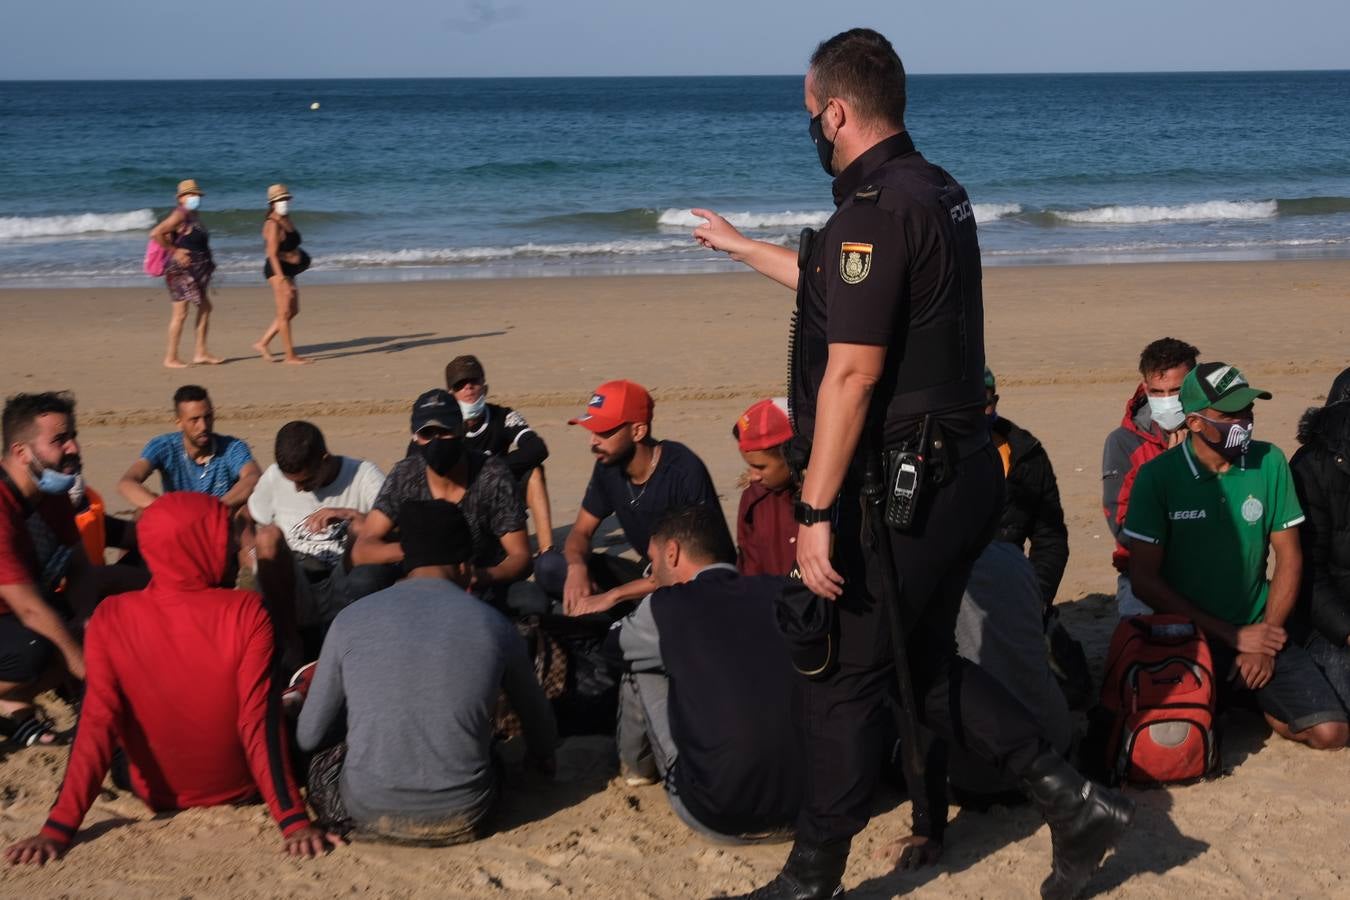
794 500 834 526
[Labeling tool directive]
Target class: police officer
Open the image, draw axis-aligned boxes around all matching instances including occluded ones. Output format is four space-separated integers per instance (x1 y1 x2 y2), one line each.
694 29 1136 900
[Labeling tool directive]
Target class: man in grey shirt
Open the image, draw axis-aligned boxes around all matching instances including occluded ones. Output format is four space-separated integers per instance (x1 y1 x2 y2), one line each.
296 500 557 845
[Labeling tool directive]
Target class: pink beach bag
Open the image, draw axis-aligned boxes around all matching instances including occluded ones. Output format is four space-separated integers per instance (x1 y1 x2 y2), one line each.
143 239 171 277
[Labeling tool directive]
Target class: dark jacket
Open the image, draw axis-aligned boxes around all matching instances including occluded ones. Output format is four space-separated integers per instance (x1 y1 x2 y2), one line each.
994 416 1069 607
1291 399 1350 646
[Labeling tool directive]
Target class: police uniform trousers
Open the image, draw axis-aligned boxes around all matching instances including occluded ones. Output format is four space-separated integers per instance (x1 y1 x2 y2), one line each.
799 443 1048 844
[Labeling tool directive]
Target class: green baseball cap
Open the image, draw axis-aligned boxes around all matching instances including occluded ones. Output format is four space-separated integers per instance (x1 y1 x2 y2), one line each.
1180 362 1272 414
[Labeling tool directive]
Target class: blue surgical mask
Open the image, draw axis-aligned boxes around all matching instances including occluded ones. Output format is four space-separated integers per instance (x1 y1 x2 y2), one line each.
458 394 487 421
183 195 202 212
30 455 79 495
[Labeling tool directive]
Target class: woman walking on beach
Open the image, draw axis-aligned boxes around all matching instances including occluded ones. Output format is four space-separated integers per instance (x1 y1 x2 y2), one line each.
254 184 311 364
150 179 221 368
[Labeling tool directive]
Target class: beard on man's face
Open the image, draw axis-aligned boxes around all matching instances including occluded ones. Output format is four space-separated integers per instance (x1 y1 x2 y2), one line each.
595 441 636 468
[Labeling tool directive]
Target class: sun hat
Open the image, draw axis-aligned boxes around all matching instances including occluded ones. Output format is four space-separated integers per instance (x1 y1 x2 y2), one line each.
1180 362 1272 415
733 398 793 452
267 183 292 203
176 179 203 197
568 380 654 433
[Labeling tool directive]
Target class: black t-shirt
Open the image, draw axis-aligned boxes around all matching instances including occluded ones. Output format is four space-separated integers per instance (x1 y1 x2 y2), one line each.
792 131 986 450
463 404 549 481
581 441 718 559
650 567 804 834
372 452 525 567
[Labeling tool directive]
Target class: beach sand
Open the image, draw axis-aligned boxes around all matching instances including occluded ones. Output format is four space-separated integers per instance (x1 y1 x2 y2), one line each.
1 260 1348 897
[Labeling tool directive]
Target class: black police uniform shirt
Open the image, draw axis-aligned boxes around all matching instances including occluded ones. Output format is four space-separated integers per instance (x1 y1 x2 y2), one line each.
463 403 549 482
581 441 719 561
791 132 987 451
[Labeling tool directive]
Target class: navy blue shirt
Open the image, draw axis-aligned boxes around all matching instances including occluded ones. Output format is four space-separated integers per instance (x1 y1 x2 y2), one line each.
581 441 718 559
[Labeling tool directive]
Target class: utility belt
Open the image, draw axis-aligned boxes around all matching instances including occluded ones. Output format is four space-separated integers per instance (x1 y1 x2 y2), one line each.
864 416 989 533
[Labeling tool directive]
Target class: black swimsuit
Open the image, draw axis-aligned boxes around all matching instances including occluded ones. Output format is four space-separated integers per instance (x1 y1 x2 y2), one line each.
263 220 311 279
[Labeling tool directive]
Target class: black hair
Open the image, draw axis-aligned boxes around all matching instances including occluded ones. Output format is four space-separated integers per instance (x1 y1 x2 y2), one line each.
1138 338 1199 379
650 504 736 566
2 391 75 451
808 28 907 129
399 500 474 570
1328 366 1350 406
274 421 328 474
173 384 210 409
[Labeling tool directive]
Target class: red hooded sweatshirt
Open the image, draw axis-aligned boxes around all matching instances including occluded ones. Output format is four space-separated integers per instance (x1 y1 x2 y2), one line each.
41 493 309 847
1101 385 1170 572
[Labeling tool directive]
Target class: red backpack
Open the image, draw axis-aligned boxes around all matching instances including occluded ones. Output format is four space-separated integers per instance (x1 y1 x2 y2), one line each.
1100 614 1218 786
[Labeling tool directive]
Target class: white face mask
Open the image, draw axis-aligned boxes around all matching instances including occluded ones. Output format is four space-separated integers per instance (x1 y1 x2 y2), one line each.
183 195 202 211
1147 394 1185 432
458 393 487 421
273 200 290 216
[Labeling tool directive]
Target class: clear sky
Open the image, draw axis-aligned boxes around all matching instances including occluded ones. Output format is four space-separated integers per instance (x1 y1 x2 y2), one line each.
2 0 1347 79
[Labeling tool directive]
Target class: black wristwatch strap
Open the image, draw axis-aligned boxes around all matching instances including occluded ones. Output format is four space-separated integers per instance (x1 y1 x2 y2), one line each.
794 500 834 526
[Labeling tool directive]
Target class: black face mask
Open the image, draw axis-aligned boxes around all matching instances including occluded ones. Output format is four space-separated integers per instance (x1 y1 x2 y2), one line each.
809 111 835 176
1196 414 1254 462
421 436 464 476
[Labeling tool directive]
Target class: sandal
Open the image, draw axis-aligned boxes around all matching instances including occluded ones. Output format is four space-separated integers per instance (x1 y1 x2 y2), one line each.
0 710 68 747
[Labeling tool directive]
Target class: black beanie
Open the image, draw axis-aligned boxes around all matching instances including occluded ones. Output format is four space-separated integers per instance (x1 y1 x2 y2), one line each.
398 500 473 572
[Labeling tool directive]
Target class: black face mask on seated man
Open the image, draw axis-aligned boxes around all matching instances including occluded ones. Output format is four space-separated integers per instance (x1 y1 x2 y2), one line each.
422 435 464 476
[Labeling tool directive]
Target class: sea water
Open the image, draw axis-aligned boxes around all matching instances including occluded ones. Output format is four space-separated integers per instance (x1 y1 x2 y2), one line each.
1 72 1348 286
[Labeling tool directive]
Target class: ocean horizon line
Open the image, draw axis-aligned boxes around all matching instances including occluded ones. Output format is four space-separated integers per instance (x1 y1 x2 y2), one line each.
4 68 1350 84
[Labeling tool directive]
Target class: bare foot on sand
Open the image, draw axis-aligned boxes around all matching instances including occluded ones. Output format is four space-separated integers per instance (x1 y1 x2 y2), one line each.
192 355 225 366
163 358 189 369
253 341 276 363
282 356 312 365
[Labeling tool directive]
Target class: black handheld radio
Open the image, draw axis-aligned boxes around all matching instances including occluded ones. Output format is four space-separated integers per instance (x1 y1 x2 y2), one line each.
884 416 932 532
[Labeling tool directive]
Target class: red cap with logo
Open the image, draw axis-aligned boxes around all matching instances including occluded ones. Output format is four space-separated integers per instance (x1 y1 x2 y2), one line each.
568 380 654 433
733 397 793 452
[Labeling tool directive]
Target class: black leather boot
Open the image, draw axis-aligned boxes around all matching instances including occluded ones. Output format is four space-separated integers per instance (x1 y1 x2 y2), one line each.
723 839 850 899
1021 751 1135 900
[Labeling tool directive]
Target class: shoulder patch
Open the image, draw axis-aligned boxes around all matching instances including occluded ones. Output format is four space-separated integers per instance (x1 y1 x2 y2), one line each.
854 185 881 204
839 242 873 285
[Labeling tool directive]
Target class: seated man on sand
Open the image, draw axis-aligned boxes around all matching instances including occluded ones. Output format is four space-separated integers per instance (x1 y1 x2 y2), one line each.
613 505 802 842
446 355 556 553
985 366 1089 706
1290 366 1350 714
245 421 385 651
540 380 719 618
119 385 260 514
352 390 538 614
1103 338 1199 617
1126 362 1348 751
730 398 798 577
984 367 1069 612
4 493 339 864
296 500 557 846
0 392 99 748
949 541 1072 804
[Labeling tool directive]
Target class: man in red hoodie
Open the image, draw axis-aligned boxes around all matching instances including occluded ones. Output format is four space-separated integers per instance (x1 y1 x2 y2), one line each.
5 492 340 864
1101 338 1198 617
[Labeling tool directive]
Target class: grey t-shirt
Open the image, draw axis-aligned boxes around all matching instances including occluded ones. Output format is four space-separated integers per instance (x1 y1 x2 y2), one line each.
295 577 556 823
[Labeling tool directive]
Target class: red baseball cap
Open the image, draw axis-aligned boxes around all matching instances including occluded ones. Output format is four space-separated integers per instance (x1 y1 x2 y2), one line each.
568 380 654 433
734 398 793 452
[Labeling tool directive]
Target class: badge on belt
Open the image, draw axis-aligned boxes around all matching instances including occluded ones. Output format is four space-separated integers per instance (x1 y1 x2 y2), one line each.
840 242 873 284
